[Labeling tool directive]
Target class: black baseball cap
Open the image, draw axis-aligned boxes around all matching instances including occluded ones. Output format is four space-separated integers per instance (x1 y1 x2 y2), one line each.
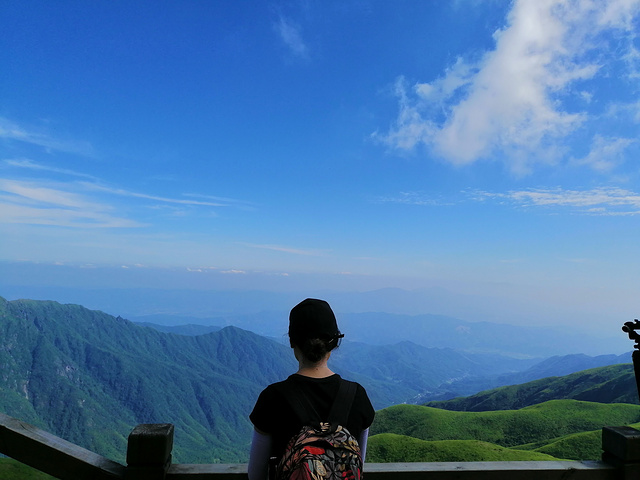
288 298 344 342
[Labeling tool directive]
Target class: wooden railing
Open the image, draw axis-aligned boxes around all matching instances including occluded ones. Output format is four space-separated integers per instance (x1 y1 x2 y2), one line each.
2 411 640 480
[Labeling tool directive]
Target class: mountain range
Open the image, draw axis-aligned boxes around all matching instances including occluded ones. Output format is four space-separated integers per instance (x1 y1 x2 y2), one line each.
132 309 626 357
138 320 633 404
0 294 637 468
0 282 627 356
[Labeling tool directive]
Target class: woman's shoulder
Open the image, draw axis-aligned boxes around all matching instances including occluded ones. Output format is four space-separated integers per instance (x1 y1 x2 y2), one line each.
337 376 369 394
259 374 309 396
261 374 370 399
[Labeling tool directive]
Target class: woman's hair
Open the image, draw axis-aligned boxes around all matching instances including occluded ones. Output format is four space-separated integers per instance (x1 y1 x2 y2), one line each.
293 335 341 363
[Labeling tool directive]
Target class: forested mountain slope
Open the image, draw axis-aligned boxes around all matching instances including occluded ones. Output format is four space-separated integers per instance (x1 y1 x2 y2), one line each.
425 364 638 411
0 296 296 463
421 352 632 402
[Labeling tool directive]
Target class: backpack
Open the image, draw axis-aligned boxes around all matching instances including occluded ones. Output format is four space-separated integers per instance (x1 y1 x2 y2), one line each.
273 379 363 480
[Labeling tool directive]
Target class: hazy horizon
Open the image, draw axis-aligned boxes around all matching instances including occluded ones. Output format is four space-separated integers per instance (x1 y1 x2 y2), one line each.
0 260 633 352
2 1 640 338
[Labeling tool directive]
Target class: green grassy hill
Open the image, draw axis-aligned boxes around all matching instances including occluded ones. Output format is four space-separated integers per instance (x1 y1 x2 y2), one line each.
367 434 561 462
372 399 640 449
511 420 640 461
0 459 55 480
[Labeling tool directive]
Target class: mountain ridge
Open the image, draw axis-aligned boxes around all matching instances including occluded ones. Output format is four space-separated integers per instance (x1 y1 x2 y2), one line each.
425 363 638 411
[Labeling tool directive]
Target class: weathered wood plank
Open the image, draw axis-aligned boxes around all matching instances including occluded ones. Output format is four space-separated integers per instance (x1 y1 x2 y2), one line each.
127 424 174 466
603 426 640 462
365 461 616 480
0 412 125 480
126 423 175 480
167 463 247 479
166 461 616 480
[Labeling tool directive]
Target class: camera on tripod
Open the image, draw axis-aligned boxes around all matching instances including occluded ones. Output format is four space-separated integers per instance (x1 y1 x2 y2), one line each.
622 319 640 348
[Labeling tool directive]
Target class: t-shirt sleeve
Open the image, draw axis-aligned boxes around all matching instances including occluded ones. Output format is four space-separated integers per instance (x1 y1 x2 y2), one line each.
355 384 375 430
249 386 279 434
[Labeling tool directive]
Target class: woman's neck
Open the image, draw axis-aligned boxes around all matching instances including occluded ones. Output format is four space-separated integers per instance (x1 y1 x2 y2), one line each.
296 363 335 378
294 348 334 378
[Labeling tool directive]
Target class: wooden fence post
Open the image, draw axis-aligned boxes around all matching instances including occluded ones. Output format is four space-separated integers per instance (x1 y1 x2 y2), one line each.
125 424 174 480
602 426 640 480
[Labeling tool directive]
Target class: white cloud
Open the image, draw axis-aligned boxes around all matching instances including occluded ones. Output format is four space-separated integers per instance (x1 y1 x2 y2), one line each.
477 186 640 215
274 16 309 58
380 0 640 172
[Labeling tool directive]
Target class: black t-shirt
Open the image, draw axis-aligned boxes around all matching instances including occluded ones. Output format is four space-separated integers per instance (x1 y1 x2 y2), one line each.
249 374 375 460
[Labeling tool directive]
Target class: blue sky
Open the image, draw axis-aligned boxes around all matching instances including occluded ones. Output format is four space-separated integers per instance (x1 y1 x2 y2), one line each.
2 1 640 332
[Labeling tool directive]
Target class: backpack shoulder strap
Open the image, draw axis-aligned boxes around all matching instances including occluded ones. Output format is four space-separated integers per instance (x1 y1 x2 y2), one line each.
327 379 357 429
284 383 322 428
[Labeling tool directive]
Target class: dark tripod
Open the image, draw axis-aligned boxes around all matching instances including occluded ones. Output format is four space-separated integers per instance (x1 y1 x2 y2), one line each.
622 320 640 402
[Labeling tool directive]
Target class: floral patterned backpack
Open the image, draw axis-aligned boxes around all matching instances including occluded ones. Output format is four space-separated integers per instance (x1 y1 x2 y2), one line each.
273 380 362 480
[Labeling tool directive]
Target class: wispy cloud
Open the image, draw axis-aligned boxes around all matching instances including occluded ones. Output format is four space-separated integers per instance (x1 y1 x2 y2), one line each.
0 179 144 228
571 135 636 172
184 192 256 209
0 203 143 228
378 0 640 173
1 179 106 210
0 173 247 228
0 117 94 156
376 191 455 206
242 242 326 256
4 158 98 179
81 183 233 207
274 15 309 58
475 186 640 215
4 158 248 209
